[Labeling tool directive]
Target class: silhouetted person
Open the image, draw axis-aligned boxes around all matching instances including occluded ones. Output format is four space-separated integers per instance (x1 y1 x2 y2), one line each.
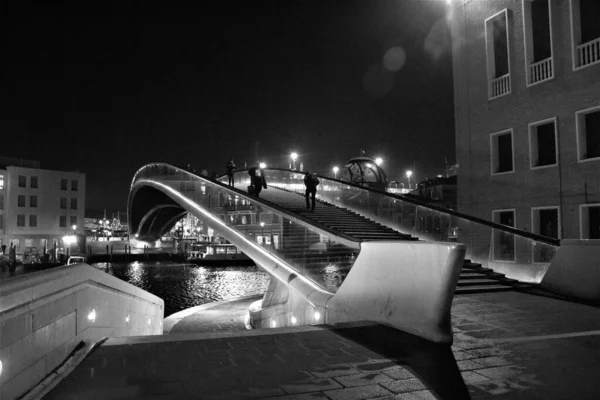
248 165 267 197
200 168 208 177
304 171 320 211
226 159 236 186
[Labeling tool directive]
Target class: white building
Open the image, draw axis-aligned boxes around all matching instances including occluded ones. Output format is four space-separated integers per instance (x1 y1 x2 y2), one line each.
0 158 85 254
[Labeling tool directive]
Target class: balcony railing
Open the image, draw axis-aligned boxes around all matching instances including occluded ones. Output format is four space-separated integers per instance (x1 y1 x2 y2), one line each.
577 37 600 68
529 57 553 85
490 73 511 99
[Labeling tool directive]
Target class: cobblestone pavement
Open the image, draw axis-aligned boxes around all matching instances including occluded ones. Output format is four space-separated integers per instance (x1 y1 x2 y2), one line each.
44 291 600 400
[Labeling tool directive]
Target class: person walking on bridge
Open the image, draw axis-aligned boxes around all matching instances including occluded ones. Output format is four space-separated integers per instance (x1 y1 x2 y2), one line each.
248 164 267 197
226 159 236 187
304 171 319 212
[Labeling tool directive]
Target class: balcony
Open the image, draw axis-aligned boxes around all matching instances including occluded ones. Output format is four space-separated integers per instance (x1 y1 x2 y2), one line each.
490 74 511 99
529 57 553 85
577 37 600 68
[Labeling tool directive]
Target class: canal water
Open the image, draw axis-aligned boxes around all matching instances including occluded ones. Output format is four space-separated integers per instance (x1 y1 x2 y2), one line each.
92 261 270 317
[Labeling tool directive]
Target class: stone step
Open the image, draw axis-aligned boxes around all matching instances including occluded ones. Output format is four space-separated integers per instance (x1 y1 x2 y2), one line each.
455 284 516 294
457 279 509 287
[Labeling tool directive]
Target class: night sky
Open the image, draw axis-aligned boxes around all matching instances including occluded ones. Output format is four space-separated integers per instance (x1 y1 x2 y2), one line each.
2 0 454 214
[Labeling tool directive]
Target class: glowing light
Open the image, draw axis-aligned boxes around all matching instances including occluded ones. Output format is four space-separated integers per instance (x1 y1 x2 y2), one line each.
375 157 383 166
147 317 152 326
259 162 267 169
314 311 321 321
290 152 298 161
87 309 96 323
62 235 77 245
72 224 77 231
260 222 265 228
134 233 139 238
333 166 339 174
406 170 413 178
271 320 277 328
365 163 372 168
125 315 130 323
291 316 297 325
0 360 3 376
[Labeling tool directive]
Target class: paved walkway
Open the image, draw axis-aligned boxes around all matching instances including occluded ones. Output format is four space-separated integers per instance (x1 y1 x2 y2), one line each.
44 291 600 400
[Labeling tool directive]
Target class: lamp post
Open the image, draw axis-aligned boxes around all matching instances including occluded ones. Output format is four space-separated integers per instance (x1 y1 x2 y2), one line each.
260 222 265 243
333 166 339 179
406 170 413 189
72 224 77 235
375 157 383 166
290 152 298 170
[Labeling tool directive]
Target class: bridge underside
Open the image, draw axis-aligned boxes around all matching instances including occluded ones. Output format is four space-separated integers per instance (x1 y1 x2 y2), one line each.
129 185 187 242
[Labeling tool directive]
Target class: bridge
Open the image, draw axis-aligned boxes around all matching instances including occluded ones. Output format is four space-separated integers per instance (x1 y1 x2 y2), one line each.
127 163 561 343
8 162 600 400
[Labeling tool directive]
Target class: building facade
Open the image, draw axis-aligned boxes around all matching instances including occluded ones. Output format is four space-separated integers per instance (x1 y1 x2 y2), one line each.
450 0 600 242
0 159 85 254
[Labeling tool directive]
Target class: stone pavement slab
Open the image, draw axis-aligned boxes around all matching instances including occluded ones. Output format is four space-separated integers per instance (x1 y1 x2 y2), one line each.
42 291 600 399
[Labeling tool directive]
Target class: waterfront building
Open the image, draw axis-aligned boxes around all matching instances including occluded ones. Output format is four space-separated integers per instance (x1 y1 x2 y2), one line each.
0 157 86 255
449 0 600 241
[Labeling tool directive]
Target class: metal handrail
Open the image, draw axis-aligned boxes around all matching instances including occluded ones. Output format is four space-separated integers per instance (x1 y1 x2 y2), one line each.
130 163 361 247
229 167 560 247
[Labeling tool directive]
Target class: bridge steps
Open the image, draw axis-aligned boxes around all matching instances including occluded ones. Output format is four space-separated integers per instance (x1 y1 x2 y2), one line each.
455 260 534 294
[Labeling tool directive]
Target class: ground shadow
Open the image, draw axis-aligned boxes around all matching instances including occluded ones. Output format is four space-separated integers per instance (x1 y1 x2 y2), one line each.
332 323 470 400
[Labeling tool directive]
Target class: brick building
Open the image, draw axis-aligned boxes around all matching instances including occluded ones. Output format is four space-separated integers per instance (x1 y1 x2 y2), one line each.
0 157 86 256
449 0 600 243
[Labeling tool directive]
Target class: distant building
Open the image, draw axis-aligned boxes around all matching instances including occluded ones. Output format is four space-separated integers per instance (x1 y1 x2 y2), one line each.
449 0 600 240
0 157 86 254
409 176 457 210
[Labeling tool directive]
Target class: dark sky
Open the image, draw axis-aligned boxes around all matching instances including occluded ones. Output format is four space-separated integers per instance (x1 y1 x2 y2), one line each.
2 0 454 214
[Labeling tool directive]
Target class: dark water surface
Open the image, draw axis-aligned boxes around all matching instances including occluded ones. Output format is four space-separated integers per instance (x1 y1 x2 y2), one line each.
92 261 270 317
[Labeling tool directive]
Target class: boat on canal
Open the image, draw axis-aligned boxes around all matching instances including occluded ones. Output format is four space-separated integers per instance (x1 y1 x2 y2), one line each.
185 242 254 266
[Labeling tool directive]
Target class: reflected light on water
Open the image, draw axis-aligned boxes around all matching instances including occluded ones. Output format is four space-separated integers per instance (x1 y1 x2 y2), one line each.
94 261 270 317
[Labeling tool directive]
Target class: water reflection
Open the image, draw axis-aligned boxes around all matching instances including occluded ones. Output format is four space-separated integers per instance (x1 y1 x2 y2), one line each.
93 261 270 317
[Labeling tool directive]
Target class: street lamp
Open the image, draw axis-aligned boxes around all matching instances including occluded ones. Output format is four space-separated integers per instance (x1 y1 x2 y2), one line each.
260 221 265 242
406 170 413 189
72 225 77 234
333 166 339 179
375 157 383 166
290 152 298 170
259 162 267 169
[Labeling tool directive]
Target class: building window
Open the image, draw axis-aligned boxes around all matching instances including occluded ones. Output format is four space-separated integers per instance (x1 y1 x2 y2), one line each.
0 214 3 230
71 180 78 191
30 195 38 208
30 176 38 189
580 203 600 239
529 117 558 169
576 105 600 162
71 198 78 209
29 215 37 227
60 197 67 209
17 214 26 227
61 179 68 190
490 129 514 174
18 175 26 187
523 0 553 85
18 194 26 207
0 195 3 209
485 9 511 99
59 216 67 227
570 0 600 69
70 216 77 227
492 209 516 262
0 174 4 189
531 206 560 263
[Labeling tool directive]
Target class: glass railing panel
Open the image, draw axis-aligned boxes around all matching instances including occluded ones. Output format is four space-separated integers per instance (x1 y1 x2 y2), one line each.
236 168 560 283
132 164 359 293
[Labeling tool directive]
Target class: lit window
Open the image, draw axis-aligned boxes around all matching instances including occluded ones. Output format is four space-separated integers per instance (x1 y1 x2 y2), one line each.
0 174 4 189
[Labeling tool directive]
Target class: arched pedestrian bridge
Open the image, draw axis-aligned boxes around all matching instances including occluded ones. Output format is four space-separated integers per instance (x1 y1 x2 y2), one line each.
128 163 561 344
